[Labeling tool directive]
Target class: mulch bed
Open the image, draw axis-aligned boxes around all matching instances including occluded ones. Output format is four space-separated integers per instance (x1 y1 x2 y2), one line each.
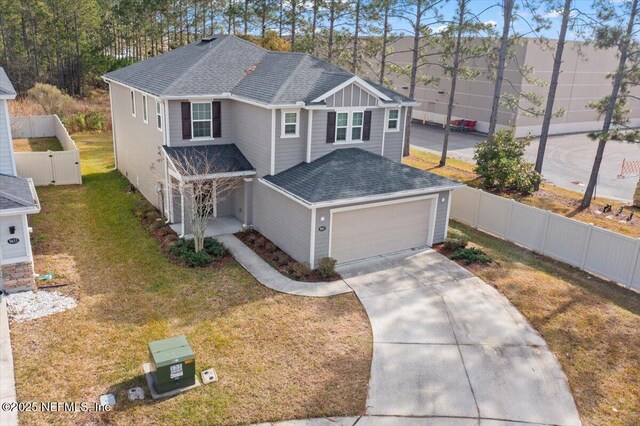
235 229 341 282
433 243 495 275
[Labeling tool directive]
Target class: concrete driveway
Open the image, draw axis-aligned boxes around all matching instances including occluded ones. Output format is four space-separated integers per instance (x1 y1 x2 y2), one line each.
410 121 639 201
337 249 581 425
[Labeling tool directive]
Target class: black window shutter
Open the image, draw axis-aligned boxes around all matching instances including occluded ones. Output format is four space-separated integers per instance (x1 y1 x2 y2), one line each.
362 110 372 141
326 111 336 143
181 102 191 139
212 101 222 137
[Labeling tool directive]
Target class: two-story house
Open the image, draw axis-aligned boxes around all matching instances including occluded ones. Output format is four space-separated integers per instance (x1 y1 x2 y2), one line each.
0 68 40 293
104 35 461 267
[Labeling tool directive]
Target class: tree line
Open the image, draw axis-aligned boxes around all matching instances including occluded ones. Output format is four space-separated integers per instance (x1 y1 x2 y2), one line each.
1 0 639 208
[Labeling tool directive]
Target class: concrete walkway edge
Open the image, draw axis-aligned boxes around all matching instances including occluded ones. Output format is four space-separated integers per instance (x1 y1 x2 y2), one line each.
0 295 19 426
217 234 353 297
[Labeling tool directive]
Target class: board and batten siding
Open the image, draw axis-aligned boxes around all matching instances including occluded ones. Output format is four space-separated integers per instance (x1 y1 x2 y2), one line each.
232 102 272 177
313 190 450 266
111 82 165 210
253 181 311 264
274 109 307 174
325 83 379 108
0 214 28 263
0 99 16 175
168 99 235 146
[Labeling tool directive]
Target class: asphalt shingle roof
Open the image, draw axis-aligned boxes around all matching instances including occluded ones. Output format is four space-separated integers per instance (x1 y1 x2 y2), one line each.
264 148 462 204
163 144 254 176
0 174 37 211
0 67 16 97
104 35 413 105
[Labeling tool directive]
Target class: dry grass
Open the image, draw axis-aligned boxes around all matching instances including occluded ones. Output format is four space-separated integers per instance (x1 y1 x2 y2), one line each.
447 222 640 425
12 133 371 425
406 148 640 237
12 137 63 152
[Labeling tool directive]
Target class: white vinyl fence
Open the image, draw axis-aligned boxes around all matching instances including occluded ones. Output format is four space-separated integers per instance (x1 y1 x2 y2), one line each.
451 186 640 293
11 115 82 185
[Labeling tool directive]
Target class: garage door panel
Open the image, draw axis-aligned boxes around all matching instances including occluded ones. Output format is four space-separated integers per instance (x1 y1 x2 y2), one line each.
331 199 432 263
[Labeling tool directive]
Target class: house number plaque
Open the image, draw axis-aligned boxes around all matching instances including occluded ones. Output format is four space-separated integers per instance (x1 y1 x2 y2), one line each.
7 238 19 244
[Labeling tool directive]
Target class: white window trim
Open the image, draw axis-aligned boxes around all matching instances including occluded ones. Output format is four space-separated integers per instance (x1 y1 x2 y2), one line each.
142 94 148 124
280 109 300 138
191 101 213 140
156 101 163 131
130 90 136 117
334 110 365 144
386 108 400 132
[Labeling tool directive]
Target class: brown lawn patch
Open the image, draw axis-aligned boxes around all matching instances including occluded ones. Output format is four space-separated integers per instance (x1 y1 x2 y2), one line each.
12 137 63 152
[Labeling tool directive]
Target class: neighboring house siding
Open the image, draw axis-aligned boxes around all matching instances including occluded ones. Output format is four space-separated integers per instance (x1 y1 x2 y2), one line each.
168 99 235 146
274 109 307 174
310 108 385 162
382 106 406 162
233 102 272 177
253 181 311 264
0 99 15 175
313 190 451 265
111 82 165 210
325 83 379 108
0 214 28 261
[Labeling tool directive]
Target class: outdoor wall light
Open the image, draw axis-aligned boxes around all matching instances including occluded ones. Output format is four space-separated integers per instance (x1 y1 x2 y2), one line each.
320 216 325 222
9 226 16 234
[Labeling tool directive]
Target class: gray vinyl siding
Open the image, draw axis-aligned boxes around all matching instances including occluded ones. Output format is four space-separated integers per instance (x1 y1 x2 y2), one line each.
0 214 28 261
0 99 15 175
274 109 307 173
168 99 235 146
110 82 165 210
233 102 272 177
382 106 406 162
313 190 451 266
310 108 385 161
233 184 245 222
253 181 311 264
325 83 379 108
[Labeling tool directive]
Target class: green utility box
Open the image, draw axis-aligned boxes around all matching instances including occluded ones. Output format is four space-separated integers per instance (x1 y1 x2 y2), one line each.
148 336 196 394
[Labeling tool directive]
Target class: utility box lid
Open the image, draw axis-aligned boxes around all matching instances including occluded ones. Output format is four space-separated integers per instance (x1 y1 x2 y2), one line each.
149 336 194 368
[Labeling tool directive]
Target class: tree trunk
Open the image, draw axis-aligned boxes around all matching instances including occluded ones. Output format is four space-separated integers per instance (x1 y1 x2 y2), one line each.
279 0 283 37
379 1 390 85
290 0 297 50
351 0 361 73
440 0 466 167
403 0 423 157
328 0 335 62
534 0 571 190
581 0 639 208
312 0 318 54
244 0 249 34
487 0 514 141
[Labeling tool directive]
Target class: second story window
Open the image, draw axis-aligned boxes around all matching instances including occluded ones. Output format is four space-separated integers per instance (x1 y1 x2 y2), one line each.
192 102 212 138
281 110 299 138
336 112 349 142
156 101 162 131
142 94 148 123
351 112 363 141
130 90 136 117
387 109 399 131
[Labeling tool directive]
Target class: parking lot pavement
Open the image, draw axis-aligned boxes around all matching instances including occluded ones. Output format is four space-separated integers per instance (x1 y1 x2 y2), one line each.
410 121 640 201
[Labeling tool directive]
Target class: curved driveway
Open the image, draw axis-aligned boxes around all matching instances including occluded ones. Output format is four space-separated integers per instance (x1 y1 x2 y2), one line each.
221 236 582 425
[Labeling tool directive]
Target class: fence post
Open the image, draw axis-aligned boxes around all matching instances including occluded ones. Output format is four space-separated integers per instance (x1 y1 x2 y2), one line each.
580 224 595 269
473 189 482 228
539 211 552 255
626 239 640 288
505 198 516 240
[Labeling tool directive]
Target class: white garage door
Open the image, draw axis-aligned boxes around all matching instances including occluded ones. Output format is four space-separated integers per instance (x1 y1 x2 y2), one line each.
330 197 434 264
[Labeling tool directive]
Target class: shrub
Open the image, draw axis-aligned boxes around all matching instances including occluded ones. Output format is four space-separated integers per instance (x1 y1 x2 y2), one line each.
474 128 541 194
169 238 213 266
203 238 228 260
289 262 310 280
317 257 337 280
85 110 106 131
27 83 74 117
451 247 492 265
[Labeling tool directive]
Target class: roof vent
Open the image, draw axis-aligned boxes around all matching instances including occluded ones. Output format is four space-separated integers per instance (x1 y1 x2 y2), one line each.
201 36 217 43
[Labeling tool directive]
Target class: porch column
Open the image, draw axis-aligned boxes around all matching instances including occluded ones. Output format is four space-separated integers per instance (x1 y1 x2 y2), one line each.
243 177 253 227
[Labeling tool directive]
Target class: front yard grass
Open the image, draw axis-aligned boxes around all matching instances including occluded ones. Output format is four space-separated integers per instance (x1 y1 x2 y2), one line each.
448 221 640 425
12 137 63 152
406 148 640 238
11 132 372 425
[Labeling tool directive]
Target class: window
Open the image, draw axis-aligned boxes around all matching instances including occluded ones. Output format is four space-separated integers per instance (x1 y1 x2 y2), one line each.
387 109 399 131
191 102 212 138
336 112 349 141
142 94 148 123
130 90 136 117
156 101 162 131
281 110 299 137
351 112 363 141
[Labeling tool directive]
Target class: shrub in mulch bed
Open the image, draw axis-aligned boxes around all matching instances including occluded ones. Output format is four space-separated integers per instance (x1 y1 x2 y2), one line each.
435 228 493 268
131 193 231 268
235 229 341 282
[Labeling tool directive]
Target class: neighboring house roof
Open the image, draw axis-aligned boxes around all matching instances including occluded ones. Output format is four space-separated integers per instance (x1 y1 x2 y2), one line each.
263 148 462 204
0 174 39 213
0 67 16 98
104 35 413 105
163 144 255 178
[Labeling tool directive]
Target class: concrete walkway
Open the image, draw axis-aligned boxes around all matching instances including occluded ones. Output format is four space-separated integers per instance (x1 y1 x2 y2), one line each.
226 236 581 425
0 296 18 426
